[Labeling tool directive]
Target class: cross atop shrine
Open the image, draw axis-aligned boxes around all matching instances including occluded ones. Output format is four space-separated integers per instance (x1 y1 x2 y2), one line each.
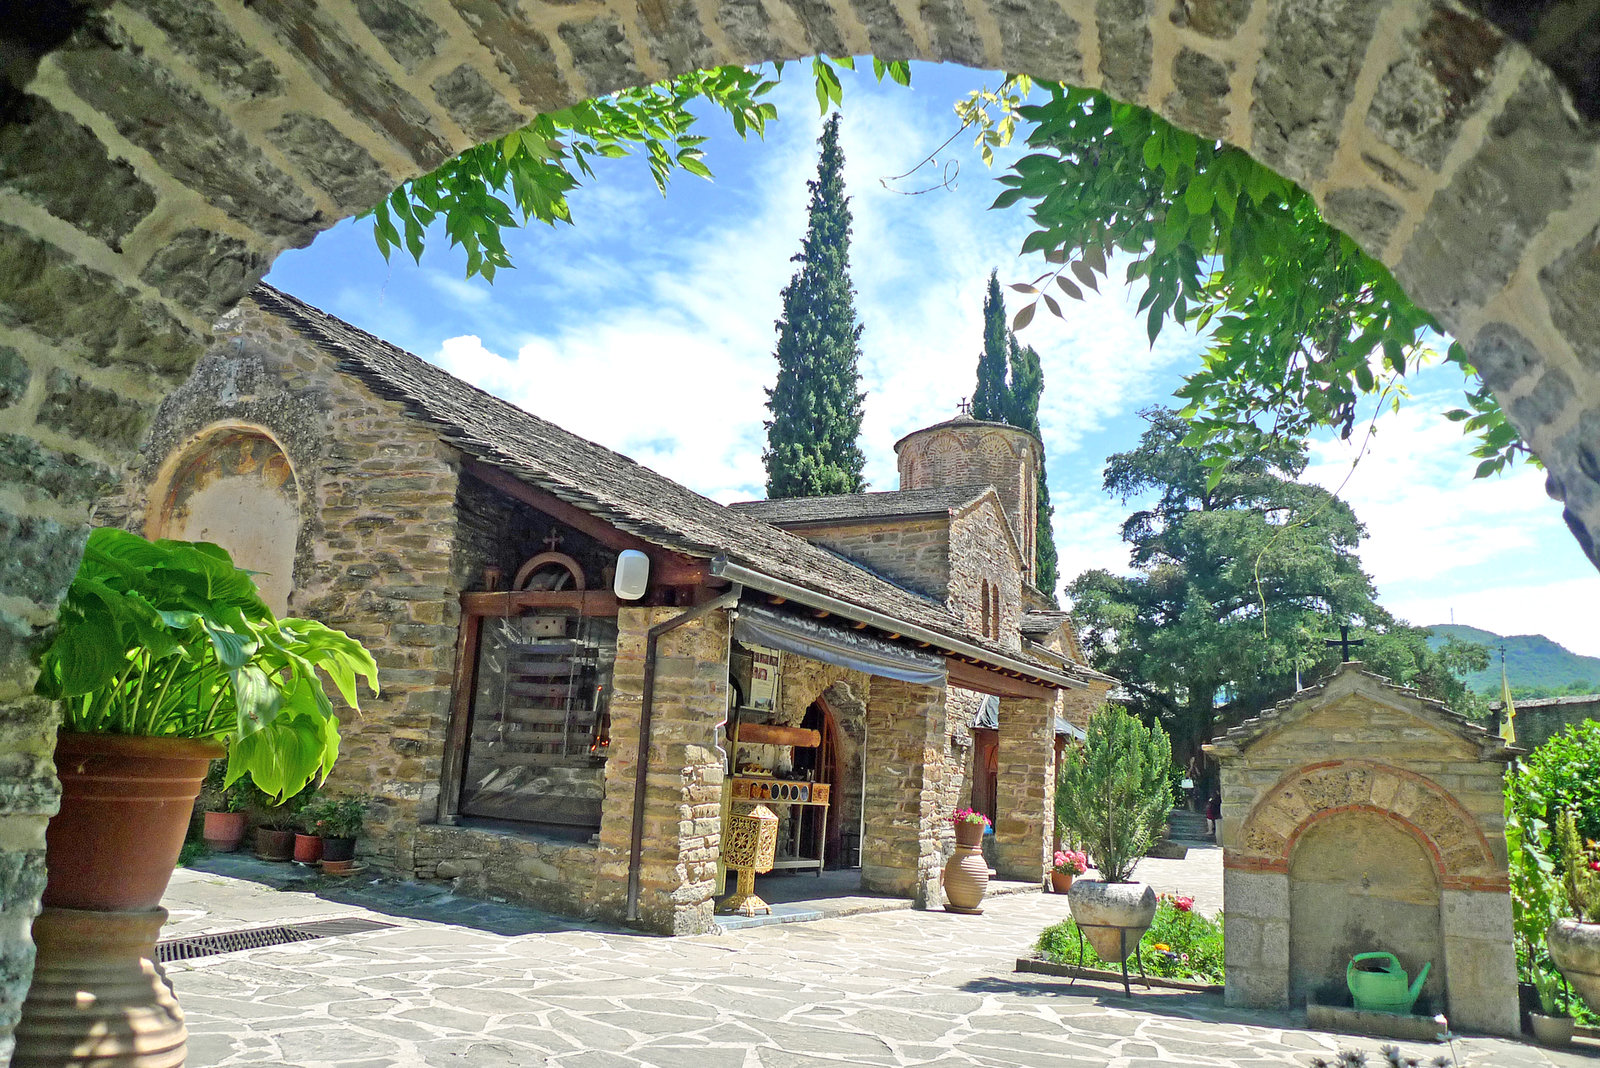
957 397 972 416
542 529 563 552
1324 624 1365 662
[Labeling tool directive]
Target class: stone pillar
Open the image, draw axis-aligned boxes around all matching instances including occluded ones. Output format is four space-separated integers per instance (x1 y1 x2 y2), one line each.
1222 865 1292 1009
861 678 945 906
0 695 58 1066
1440 888 1519 1035
993 693 1054 882
594 605 729 935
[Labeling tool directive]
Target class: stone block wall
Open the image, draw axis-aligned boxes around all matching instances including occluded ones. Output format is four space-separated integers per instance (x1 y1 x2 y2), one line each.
1491 694 1599 751
948 498 1024 652
993 694 1055 881
783 519 951 600
593 606 730 934
411 823 598 916
102 299 467 872
897 423 1041 581
861 678 948 905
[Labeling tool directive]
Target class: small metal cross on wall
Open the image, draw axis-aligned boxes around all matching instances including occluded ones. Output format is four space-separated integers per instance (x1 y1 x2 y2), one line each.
1324 624 1365 662
542 529 563 552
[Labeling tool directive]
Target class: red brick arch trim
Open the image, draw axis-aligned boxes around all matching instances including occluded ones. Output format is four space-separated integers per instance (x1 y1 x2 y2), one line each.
1228 759 1500 889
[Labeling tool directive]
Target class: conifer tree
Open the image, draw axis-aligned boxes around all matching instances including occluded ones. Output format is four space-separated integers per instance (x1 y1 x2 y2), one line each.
972 270 1008 421
1005 337 1059 598
764 113 867 498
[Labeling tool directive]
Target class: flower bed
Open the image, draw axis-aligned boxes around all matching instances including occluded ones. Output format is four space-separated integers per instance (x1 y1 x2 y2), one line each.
1036 896 1223 984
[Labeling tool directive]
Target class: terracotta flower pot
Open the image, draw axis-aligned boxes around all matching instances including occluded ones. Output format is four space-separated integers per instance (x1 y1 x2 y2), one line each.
1051 870 1075 894
293 833 322 864
1067 878 1157 962
320 836 356 862
13 907 186 1068
44 733 223 911
954 821 984 848
1548 918 1600 1014
202 811 246 853
255 827 295 862
321 858 355 876
944 839 989 912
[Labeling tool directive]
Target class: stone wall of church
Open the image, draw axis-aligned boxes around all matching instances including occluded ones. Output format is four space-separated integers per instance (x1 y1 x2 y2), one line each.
102 298 466 873
779 518 951 600
948 498 1024 653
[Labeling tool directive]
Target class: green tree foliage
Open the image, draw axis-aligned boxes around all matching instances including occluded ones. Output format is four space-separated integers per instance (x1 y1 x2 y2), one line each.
1055 706 1173 883
972 270 1010 421
1518 720 1600 844
763 113 868 498
1069 409 1485 758
964 82 1527 480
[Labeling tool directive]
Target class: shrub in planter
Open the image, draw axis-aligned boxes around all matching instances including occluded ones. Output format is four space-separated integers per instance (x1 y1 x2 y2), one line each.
1548 810 1600 1013
1055 707 1171 960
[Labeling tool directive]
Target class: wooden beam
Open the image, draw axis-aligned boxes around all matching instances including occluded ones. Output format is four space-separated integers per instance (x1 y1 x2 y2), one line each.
811 608 830 619
767 595 787 605
439 611 483 821
852 621 868 630
461 460 708 586
461 589 621 617
946 656 1056 700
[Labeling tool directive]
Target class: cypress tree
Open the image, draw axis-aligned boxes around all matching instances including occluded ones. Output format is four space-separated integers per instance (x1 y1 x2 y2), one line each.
972 270 1008 421
970 272 1063 599
1003 335 1060 599
763 113 867 499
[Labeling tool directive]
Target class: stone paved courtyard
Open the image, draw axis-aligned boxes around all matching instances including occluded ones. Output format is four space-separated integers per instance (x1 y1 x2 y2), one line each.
160 865 1597 1068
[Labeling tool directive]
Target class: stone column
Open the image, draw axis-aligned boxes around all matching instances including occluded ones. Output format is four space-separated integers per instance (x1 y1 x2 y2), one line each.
1440 888 1519 1035
1222 865 1292 1009
993 693 1054 882
594 605 729 935
861 679 947 906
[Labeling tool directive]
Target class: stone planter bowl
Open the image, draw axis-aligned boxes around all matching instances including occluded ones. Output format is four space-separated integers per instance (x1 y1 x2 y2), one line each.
1530 1012 1574 1047
1548 918 1600 1014
1066 878 1157 962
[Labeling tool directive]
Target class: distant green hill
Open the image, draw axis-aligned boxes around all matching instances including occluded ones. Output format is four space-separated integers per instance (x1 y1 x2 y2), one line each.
1425 624 1600 696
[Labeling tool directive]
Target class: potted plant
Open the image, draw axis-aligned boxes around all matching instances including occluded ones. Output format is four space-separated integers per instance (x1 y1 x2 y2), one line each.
253 784 312 862
293 795 327 864
1051 849 1088 894
316 796 368 873
1529 966 1575 1046
944 808 991 913
14 529 378 1066
1547 809 1600 1012
201 765 251 853
1055 707 1172 962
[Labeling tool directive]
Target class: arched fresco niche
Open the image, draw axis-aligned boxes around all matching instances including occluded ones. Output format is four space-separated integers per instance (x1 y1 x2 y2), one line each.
1288 809 1446 1013
147 425 302 615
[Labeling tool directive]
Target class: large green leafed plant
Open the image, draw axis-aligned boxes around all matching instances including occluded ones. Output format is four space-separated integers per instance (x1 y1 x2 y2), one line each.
1056 707 1173 883
35 528 378 801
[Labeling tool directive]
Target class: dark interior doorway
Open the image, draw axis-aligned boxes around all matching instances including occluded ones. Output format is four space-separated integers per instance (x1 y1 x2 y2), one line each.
795 699 844 868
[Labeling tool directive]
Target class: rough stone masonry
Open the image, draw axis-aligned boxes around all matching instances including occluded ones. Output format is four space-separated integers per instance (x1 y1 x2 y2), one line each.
3 0 1600 1056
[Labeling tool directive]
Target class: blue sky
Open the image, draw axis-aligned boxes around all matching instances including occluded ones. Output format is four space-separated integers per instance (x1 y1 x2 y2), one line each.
264 62 1600 660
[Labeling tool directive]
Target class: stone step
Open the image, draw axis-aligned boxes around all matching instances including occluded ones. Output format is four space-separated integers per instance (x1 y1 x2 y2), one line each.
1167 808 1211 841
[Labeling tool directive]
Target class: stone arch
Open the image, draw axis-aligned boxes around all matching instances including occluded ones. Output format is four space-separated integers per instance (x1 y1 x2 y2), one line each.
1236 759 1500 888
146 422 303 615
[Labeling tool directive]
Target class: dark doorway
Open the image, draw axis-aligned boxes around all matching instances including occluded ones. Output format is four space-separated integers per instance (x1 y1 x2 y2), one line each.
795 699 844 867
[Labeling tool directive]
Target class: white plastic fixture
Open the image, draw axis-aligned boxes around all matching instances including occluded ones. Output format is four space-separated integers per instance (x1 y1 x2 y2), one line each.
613 550 650 600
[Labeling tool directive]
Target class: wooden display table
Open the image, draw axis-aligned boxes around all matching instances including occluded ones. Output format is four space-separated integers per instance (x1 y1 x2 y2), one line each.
729 776 829 875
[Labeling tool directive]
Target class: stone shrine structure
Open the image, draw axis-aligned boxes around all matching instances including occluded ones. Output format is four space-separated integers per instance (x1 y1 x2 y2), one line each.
1207 663 1519 1035
102 284 1114 936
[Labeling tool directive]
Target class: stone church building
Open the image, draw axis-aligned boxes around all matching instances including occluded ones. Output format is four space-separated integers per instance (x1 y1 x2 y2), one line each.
105 285 1112 933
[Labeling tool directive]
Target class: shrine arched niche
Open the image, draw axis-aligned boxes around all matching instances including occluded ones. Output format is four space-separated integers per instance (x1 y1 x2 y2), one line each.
146 423 303 616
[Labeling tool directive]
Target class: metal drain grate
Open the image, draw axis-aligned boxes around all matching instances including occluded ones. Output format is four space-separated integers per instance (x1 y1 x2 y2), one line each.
156 917 397 963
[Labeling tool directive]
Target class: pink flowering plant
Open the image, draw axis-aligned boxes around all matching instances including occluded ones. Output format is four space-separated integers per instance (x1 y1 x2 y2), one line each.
1052 849 1088 875
1170 894 1196 912
952 807 991 829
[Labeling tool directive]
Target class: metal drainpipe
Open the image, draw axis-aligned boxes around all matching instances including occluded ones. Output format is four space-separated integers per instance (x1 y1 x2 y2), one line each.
626 584 742 923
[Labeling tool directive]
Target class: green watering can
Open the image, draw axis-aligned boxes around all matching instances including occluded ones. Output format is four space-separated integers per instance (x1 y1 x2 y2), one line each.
1347 952 1431 1014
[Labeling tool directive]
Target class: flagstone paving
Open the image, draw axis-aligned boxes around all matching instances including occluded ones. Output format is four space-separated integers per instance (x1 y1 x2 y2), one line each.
161 867 1596 1068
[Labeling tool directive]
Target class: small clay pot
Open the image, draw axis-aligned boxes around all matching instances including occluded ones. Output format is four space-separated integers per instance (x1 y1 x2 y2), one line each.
255 828 294 862
202 811 246 853
953 821 984 848
292 833 322 864
321 859 355 876
320 836 356 862
1050 870 1075 894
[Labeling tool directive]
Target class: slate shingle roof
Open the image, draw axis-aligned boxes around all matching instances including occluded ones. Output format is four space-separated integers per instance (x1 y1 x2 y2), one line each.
251 285 1062 680
1020 611 1073 637
728 485 992 525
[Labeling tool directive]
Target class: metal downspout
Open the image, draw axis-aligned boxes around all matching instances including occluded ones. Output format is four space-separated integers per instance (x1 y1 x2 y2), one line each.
626 585 742 923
